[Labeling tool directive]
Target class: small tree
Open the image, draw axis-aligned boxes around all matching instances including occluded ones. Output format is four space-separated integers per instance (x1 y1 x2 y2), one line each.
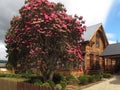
5 0 86 81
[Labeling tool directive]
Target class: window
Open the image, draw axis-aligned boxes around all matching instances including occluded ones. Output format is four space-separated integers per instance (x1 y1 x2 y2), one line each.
96 34 100 48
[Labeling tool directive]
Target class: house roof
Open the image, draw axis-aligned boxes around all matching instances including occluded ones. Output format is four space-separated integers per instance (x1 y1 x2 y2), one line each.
0 63 6 68
83 23 102 41
0 60 7 63
0 60 7 68
101 43 120 56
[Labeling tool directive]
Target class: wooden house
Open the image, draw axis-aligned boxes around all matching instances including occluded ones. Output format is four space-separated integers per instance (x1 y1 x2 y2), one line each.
59 23 120 76
101 43 120 73
81 23 109 74
0 60 8 72
59 23 110 76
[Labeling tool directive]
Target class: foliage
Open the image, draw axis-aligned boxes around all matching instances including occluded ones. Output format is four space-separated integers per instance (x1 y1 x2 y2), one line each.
52 73 64 84
91 74 102 82
5 0 86 81
21 72 34 78
6 63 14 71
47 80 55 87
78 75 89 85
60 80 67 89
34 79 43 86
102 73 112 78
55 84 62 90
28 76 44 83
0 73 21 78
42 82 51 88
65 75 78 84
0 73 7 77
78 74 102 85
66 75 77 81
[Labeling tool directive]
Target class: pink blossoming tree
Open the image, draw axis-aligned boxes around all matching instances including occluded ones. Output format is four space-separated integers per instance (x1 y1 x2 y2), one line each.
5 0 86 80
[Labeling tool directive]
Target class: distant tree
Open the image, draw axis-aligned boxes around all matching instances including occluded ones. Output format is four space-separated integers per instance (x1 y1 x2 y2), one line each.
5 0 86 81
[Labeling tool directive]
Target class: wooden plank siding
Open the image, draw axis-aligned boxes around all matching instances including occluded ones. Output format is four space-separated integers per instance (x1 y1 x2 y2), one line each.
81 25 109 74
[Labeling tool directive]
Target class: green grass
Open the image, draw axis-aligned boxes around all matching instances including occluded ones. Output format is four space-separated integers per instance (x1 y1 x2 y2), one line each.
0 77 28 82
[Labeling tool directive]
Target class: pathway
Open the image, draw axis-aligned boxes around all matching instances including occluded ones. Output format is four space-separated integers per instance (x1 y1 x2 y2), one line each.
82 75 120 90
66 75 120 90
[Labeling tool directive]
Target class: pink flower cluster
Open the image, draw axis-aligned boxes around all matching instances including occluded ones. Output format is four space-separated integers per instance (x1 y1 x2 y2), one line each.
5 0 86 69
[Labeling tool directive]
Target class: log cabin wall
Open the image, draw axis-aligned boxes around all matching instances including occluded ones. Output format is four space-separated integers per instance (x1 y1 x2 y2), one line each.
81 23 109 74
101 43 120 73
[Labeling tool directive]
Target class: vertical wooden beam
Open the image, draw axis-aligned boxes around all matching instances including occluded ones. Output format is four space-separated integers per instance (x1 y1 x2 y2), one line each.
102 57 105 73
83 53 86 74
111 59 113 73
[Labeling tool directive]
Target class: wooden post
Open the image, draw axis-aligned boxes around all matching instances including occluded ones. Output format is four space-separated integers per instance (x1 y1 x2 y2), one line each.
111 59 113 73
83 53 87 74
102 57 105 73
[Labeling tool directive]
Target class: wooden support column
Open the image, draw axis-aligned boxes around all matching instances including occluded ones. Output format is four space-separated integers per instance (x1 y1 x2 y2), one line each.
83 53 87 74
111 59 113 73
102 57 105 73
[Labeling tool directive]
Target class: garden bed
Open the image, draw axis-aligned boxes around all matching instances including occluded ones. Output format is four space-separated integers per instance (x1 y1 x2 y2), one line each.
0 73 112 90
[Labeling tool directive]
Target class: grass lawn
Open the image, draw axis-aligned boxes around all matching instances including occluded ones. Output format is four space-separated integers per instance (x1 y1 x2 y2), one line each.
0 77 28 82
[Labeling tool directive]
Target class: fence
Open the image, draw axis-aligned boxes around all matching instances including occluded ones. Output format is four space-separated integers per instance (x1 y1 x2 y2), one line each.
0 79 59 90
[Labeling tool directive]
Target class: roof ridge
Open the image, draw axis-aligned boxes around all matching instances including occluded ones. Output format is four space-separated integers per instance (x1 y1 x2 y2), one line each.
87 23 102 27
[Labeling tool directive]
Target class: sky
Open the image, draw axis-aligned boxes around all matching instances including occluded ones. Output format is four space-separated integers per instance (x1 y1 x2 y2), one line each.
0 0 120 60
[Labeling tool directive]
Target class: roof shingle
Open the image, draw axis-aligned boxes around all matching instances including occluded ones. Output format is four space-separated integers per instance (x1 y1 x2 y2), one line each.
101 43 120 56
83 23 102 41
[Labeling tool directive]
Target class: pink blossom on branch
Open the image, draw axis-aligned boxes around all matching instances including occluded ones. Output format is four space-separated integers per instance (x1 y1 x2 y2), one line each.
5 0 86 74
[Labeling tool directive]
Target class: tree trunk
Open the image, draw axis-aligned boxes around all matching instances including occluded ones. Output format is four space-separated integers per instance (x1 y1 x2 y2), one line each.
42 73 48 82
49 71 55 80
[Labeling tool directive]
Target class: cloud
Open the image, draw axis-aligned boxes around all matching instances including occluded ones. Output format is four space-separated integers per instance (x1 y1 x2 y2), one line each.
106 33 115 39
106 33 117 44
49 0 114 25
108 40 116 44
0 42 7 60
0 0 24 43
0 0 25 60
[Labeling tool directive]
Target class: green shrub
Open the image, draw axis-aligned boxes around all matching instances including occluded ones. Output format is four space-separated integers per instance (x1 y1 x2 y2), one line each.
42 82 51 88
55 84 62 90
29 76 44 83
92 74 101 81
53 73 64 84
60 81 67 90
89 75 96 83
66 75 77 82
103 73 112 78
21 73 34 78
0 73 22 78
4 74 13 77
34 79 43 86
78 74 103 85
47 80 55 87
0 73 7 77
78 75 89 85
14 74 22 78
85 75 93 83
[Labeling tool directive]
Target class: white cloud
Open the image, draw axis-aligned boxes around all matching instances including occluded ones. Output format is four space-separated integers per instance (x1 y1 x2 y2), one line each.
0 42 7 60
108 40 116 44
49 0 114 26
106 33 115 39
106 33 117 44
